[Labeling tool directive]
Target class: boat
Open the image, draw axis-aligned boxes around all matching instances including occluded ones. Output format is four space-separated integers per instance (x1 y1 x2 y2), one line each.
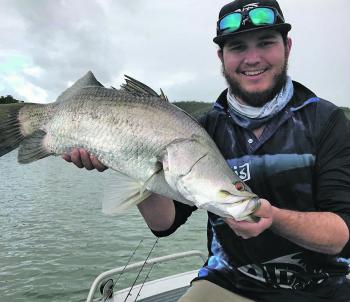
86 250 206 302
86 251 350 302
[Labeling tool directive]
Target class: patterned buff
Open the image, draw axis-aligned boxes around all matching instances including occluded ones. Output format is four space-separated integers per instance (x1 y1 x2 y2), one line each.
227 76 294 129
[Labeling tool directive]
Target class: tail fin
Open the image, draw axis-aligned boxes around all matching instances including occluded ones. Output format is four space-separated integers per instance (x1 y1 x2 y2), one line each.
0 103 26 157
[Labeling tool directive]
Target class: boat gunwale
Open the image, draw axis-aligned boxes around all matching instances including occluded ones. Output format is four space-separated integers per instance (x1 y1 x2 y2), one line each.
86 250 206 302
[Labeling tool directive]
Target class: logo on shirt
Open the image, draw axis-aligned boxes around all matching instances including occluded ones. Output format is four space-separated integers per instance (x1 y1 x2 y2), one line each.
232 163 251 181
237 253 328 289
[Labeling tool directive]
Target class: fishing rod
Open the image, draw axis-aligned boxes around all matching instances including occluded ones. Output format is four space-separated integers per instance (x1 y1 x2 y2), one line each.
134 263 155 301
114 240 144 287
123 238 159 302
101 240 144 302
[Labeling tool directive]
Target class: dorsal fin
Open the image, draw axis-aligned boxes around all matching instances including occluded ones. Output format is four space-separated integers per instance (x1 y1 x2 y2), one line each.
160 88 169 102
121 75 169 101
56 71 104 103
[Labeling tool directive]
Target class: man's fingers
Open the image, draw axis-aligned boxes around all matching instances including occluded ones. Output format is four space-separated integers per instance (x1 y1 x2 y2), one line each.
63 148 108 171
225 216 272 238
70 149 84 168
62 154 72 162
79 149 94 170
90 155 107 172
253 199 272 218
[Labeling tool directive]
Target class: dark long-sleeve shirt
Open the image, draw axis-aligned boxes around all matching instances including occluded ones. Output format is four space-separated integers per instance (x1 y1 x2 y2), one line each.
152 81 350 301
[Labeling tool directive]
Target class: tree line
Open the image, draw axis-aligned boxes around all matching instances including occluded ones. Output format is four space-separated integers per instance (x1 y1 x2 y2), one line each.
0 95 349 120
0 95 22 104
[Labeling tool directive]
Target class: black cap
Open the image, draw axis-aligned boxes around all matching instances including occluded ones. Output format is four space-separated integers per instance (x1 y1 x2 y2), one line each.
213 0 291 46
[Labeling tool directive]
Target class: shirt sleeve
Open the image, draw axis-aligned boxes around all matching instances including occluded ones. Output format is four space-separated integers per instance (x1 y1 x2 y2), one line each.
315 108 350 256
150 201 197 237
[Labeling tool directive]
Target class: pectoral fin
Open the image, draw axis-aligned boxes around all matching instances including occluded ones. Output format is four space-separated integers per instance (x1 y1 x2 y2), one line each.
102 171 152 214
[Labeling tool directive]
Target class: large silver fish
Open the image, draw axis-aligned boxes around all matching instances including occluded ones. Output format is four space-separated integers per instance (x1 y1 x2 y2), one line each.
0 72 260 221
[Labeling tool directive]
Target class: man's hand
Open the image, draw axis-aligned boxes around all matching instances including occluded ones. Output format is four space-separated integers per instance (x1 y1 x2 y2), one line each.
62 148 107 172
225 199 273 239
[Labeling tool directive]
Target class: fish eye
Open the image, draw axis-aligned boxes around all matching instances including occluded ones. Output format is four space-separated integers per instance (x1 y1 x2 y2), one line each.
234 181 245 191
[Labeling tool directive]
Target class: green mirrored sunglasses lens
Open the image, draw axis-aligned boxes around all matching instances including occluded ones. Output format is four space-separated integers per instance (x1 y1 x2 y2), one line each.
249 7 275 25
219 13 242 33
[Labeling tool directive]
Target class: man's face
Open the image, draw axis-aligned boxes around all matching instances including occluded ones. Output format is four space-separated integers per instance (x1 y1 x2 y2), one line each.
218 30 292 107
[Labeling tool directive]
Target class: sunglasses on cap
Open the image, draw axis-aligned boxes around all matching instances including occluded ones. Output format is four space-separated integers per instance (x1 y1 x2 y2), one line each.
218 6 285 34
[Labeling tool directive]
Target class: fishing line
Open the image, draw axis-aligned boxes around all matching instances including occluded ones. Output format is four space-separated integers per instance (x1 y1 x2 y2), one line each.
114 240 144 287
134 263 155 302
101 239 143 302
123 238 159 302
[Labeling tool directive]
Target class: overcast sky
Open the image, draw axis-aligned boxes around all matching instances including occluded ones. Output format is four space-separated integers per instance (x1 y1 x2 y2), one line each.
0 0 349 107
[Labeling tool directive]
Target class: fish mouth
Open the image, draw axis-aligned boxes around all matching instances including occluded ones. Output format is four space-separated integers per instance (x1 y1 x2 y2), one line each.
250 197 261 219
249 197 261 212
210 195 260 222
238 197 261 222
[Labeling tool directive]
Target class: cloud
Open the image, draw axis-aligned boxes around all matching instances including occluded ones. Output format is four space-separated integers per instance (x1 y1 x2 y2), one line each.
23 66 44 78
0 0 349 107
0 52 47 101
158 72 196 89
3 74 48 101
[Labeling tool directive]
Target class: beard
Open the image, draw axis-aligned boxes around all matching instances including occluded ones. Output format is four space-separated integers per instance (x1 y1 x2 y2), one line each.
222 54 289 108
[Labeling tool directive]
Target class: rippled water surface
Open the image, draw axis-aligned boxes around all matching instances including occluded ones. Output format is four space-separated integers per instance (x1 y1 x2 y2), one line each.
1 152 207 302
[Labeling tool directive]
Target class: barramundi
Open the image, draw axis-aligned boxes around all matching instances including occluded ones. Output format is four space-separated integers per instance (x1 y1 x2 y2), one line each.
0 72 260 221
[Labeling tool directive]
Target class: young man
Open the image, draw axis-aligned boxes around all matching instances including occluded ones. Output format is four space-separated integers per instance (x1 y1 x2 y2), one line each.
65 0 350 300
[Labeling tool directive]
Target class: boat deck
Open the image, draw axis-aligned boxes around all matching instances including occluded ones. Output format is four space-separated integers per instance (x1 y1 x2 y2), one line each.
113 270 196 302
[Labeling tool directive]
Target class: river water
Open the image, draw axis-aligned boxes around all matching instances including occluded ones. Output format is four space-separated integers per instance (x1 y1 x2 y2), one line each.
0 152 207 302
